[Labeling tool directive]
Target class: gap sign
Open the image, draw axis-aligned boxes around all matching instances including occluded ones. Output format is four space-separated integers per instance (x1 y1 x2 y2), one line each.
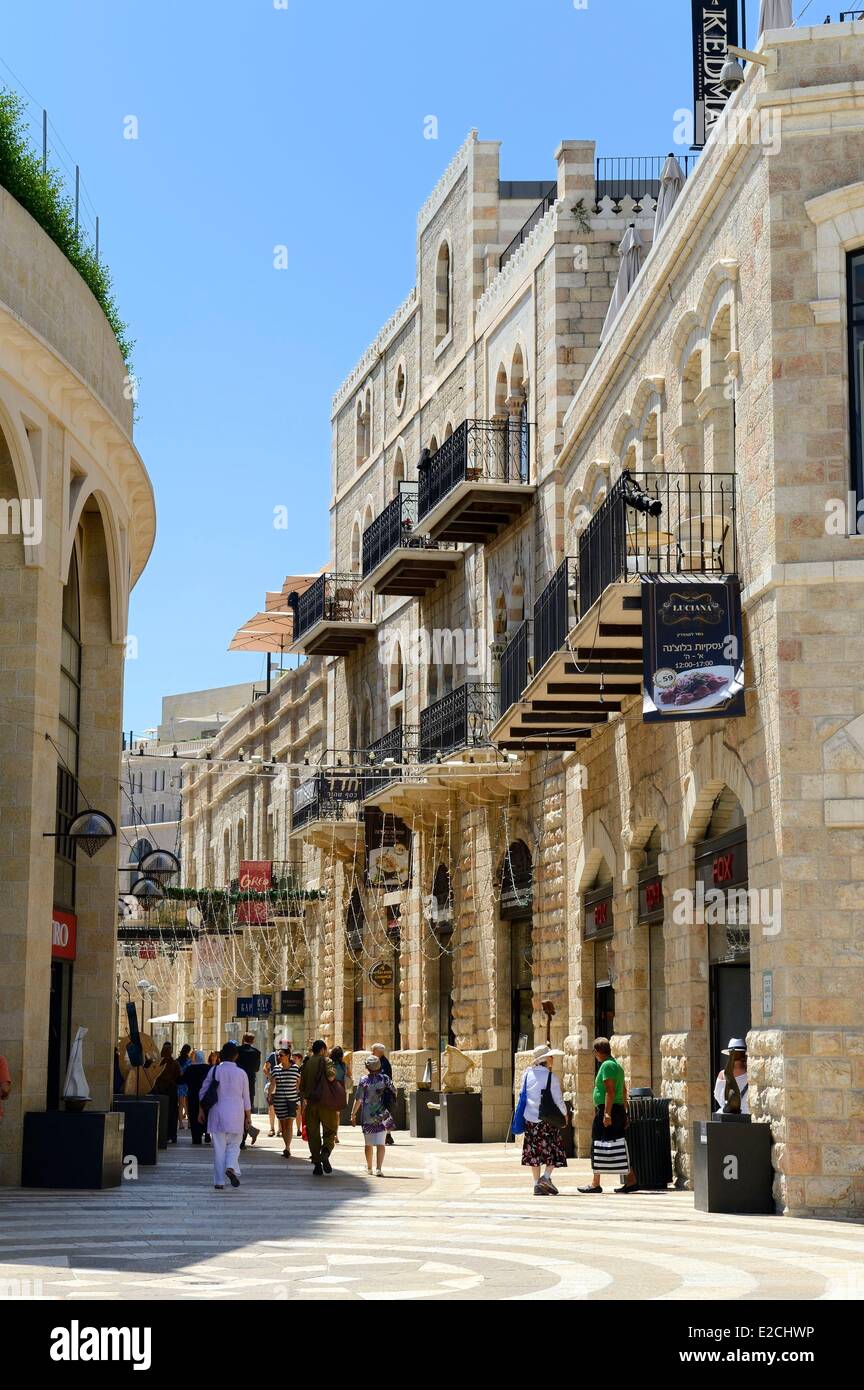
237 994 272 1017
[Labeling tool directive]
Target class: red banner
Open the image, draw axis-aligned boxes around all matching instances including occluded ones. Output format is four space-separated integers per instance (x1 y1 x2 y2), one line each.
239 861 272 892
236 900 269 926
51 908 77 961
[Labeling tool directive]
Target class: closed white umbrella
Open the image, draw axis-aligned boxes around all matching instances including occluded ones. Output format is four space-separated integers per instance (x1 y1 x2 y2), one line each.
653 154 686 242
758 0 793 34
600 224 646 342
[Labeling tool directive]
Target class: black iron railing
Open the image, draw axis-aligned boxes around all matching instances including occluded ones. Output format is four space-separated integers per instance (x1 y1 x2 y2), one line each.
419 682 499 761
363 725 417 800
361 482 452 577
498 472 737 708
417 419 530 522
534 558 578 674
291 770 362 830
500 620 532 714
290 572 370 642
595 155 697 209
499 184 557 271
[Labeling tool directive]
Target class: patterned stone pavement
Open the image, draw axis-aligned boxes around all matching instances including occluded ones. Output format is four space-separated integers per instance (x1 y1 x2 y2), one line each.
1 1127 863 1301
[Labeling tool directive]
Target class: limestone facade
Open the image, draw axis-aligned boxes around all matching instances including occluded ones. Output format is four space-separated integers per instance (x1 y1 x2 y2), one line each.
0 184 155 1183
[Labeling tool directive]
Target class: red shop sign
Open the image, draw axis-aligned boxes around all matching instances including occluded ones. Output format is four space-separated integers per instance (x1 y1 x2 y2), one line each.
51 908 77 961
239 861 272 892
594 900 609 929
236 900 269 926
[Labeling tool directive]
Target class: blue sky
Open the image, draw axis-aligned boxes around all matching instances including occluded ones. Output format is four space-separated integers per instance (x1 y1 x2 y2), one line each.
1 0 697 736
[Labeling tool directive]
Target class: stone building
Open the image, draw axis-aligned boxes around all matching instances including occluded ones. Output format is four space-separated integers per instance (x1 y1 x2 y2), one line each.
0 179 155 1182
282 20 864 1218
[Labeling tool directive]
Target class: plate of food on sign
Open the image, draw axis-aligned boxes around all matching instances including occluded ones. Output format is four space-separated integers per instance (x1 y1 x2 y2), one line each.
654 665 733 712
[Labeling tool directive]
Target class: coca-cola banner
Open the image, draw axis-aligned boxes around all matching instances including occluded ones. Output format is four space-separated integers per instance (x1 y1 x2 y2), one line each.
239 861 272 892
642 578 745 723
691 0 738 147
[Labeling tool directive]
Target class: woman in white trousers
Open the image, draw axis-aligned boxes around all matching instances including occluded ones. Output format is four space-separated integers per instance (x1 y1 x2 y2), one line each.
199 1042 251 1190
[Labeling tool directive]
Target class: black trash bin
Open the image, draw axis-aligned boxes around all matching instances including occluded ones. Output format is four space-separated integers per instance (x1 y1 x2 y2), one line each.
626 1093 673 1189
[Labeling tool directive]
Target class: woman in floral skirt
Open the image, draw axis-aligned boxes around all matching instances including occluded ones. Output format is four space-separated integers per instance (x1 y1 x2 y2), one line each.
350 1054 395 1175
512 1044 569 1195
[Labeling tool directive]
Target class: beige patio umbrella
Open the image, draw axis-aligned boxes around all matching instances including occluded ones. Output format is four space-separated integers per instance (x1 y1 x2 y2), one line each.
229 608 299 691
653 154 686 242
600 224 646 342
759 0 793 34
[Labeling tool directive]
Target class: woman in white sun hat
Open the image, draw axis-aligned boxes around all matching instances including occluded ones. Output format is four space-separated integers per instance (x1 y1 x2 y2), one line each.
512 1043 569 1195
714 1037 750 1116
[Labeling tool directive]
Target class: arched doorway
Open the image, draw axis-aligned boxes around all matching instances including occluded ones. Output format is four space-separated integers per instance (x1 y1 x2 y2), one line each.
499 841 534 1077
346 888 365 1050
583 857 614 1041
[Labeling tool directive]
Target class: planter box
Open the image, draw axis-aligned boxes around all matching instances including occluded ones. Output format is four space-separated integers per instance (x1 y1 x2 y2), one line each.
692 1117 774 1214
22 1111 124 1189
112 1095 160 1166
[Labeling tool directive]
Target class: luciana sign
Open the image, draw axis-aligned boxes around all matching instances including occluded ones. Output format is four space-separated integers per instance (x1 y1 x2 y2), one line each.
641 578 745 723
691 0 738 147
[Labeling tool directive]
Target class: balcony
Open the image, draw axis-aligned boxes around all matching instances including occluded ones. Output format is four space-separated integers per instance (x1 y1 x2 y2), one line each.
361 482 462 597
416 419 535 544
287 572 375 657
290 765 363 855
419 681 499 761
361 726 425 816
493 471 737 750
594 155 697 212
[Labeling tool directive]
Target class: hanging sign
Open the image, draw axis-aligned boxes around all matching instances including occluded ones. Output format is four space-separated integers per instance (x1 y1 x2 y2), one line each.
192 936 224 989
368 960 395 989
691 0 738 148
236 900 269 926
280 989 305 1014
584 884 613 940
239 861 272 892
642 578 745 722
365 810 412 889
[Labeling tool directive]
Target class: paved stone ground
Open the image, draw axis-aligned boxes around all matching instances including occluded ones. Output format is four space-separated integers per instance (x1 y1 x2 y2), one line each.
1 1126 863 1300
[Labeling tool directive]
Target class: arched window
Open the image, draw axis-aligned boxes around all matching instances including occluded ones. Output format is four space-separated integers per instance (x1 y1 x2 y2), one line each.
130 838 153 865
54 546 81 910
350 519 361 574
356 390 371 467
393 358 407 414
443 419 453 441
392 447 405 493
435 240 452 346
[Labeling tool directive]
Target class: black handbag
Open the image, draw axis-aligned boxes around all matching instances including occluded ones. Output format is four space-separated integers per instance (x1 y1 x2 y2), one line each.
200 1064 220 1114
538 1068 567 1129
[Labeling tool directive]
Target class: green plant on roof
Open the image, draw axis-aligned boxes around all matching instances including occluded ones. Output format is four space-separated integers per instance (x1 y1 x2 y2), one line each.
0 88 133 366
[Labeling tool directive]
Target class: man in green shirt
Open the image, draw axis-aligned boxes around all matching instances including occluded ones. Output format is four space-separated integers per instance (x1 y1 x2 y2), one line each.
578 1037 638 1194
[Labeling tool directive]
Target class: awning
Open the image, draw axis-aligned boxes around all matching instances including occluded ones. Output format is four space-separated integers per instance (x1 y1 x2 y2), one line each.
148 1013 180 1024
229 609 297 654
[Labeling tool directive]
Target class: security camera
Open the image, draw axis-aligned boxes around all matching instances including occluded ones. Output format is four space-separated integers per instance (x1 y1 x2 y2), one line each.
720 55 745 91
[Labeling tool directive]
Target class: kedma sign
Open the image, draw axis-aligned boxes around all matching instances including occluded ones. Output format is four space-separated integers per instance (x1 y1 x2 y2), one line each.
691 0 738 147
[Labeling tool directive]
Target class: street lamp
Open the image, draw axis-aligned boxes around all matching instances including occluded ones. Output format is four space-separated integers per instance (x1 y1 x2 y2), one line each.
138 849 180 884
130 877 165 911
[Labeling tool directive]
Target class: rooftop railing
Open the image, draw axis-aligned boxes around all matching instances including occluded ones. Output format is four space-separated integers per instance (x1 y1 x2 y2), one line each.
417 418 530 523
499 184 557 270
594 155 698 210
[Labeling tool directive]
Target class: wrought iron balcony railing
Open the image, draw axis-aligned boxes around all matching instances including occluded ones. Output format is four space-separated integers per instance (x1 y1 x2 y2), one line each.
594 155 697 210
500 620 532 714
419 682 499 762
361 482 453 578
363 725 417 800
417 418 530 523
499 184 557 271
290 572 371 643
498 472 737 712
578 470 736 617
291 770 362 830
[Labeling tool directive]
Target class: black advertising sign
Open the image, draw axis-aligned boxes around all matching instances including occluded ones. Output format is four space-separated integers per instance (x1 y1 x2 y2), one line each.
691 0 738 147
364 809 412 890
642 579 745 722
280 989 305 1014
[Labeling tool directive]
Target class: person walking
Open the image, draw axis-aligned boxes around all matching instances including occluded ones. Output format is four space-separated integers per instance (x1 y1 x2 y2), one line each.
182 1050 210 1145
199 1041 251 1190
350 1055 394 1176
329 1046 350 1144
370 1043 396 1145
177 1043 192 1130
268 1046 302 1156
714 1037 750 1115
512 1044 568 1195
263 1039 289 1137
578 1037 638 1194
299 1040 344 1176
237 1033 261 1149
152 1041 182 1144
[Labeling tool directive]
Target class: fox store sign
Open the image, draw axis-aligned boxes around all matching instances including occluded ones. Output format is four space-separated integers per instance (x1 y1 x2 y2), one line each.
641 579 745 723
51 908 77 961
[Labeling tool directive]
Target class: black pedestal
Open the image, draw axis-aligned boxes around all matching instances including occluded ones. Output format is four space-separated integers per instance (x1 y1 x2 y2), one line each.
151 1091 169 1148
692 1118 774 1214
390 1087 408 1130
410 1089 440 1138
341 1088 357 1127
22 1111 124 1189
112 1095 160 1166
436 1092 482 1143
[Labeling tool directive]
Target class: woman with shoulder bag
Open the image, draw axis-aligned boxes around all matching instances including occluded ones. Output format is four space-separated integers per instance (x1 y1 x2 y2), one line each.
518 1044 568 1196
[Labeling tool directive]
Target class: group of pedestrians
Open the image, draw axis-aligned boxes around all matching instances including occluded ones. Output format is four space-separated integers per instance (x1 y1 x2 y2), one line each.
193 1037 398 1189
